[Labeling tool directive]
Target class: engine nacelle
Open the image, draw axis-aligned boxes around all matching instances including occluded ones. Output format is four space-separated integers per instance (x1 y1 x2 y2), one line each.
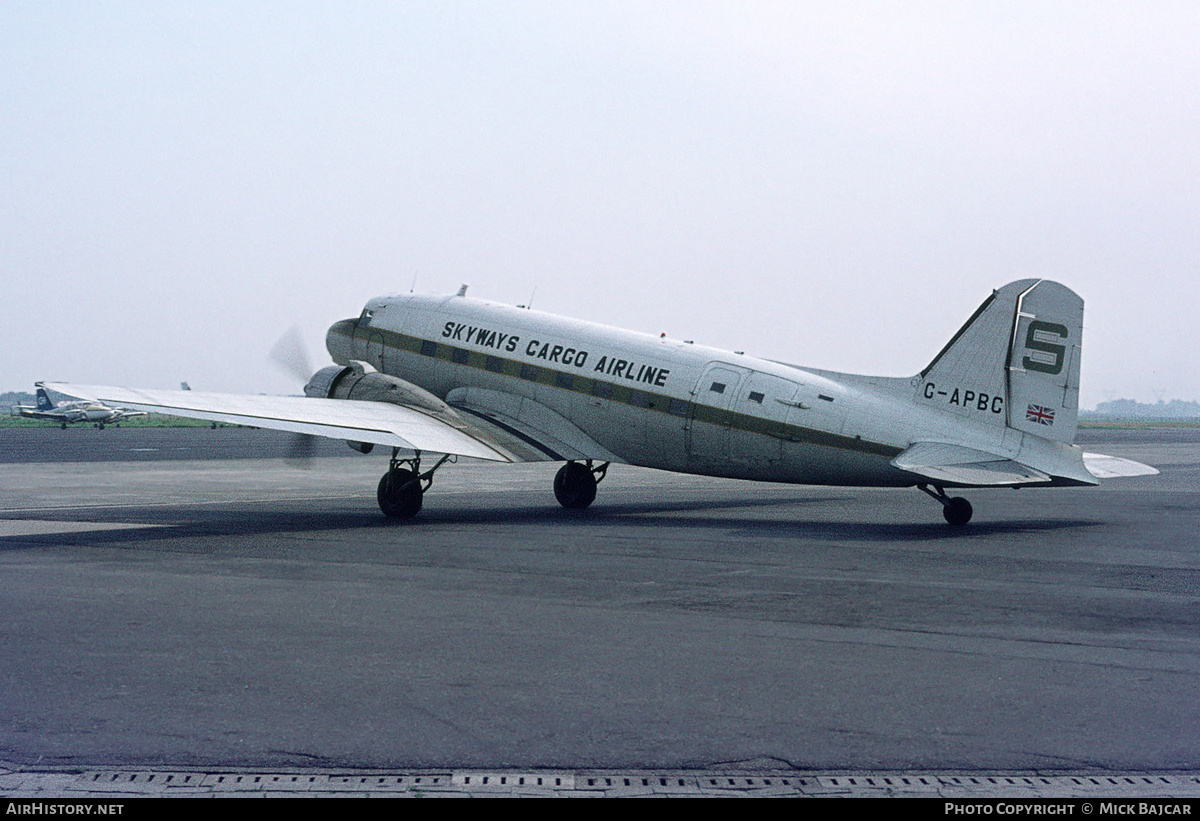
304 361 455 455
304 365 352 400
304 361 454 415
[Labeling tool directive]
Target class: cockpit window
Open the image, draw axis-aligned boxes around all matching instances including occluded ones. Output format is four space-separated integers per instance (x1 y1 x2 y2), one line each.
358 308 374 327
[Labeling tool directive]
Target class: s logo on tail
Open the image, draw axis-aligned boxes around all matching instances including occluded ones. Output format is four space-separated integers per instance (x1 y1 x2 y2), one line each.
1021 320 1069 375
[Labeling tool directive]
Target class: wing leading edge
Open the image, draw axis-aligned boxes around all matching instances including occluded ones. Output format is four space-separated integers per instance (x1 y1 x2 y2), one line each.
42 383 518 463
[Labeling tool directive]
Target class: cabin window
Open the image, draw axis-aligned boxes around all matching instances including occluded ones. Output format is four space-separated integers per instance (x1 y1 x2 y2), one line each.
521 363 541 381
556 372 575 389
668 398 689 417
629 390 650 408
591 380 611 398
485 356 503 373
452 348 469 364
710 382 726 394
748 391 764 404
420 340 437 357
819 394 834 402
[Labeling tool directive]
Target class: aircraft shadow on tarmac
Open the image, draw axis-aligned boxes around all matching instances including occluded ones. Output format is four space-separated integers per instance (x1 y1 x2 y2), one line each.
0 490 1102 550
406 490 1104 541
420 502 1101 542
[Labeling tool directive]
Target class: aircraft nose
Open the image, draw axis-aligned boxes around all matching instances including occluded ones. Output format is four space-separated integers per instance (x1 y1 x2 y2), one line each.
326 319 357 365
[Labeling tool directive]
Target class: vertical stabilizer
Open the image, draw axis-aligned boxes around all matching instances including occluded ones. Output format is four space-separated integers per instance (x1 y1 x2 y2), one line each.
917 279 1083 445
36 388 55 411
1006 280 1082 444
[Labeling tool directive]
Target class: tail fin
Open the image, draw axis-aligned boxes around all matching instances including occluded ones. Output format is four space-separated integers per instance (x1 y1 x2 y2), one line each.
917 279 1082 444
36 388 55 411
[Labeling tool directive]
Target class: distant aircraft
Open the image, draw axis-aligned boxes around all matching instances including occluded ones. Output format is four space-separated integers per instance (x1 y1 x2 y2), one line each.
48 279 1156 525
12 386 146 429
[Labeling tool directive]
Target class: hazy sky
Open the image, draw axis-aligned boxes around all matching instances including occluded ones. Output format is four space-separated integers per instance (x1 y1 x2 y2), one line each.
3 2 1197 407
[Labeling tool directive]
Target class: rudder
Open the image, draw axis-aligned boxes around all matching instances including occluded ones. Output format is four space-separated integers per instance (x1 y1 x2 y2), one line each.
1006 280 1082 444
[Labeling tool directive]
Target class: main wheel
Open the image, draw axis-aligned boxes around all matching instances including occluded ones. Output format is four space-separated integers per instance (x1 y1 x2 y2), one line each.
554 462 597 509
943 496 973 526
377 468 423 519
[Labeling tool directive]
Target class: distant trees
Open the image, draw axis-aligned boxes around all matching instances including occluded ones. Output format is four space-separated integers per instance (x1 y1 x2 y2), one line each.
1088 398 1200 418
1 391 36 408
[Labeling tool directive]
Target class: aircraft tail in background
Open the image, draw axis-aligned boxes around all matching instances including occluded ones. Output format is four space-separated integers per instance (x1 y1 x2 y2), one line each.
36 387 56 411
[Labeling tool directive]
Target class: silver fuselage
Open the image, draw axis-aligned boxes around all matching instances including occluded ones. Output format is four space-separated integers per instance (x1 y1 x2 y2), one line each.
325 292 1056 487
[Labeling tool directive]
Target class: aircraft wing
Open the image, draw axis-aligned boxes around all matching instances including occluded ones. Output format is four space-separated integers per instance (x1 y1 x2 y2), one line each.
42 383 518 462
445 387 623 463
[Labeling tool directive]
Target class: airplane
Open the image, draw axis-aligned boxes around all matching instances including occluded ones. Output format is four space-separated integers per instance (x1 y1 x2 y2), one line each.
12 386 147 429
45 278 1157 525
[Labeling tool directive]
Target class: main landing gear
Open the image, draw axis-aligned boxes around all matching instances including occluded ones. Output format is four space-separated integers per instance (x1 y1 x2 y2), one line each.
377 449 452 519
918 484 973 526
554 460 609 509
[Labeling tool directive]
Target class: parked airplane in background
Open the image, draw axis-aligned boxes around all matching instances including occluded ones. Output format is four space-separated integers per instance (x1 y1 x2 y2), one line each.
47 279 1156 525
12 387 146 429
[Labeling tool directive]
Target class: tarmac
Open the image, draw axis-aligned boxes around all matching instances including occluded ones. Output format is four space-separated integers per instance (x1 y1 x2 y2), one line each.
1 424 1198 798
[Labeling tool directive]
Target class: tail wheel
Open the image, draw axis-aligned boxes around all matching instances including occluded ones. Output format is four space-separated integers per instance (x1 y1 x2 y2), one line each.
554 462 597 509
377 468 423 519
942 496 973 526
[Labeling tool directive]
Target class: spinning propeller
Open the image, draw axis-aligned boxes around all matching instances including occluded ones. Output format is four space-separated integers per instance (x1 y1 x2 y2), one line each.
269 326 318 467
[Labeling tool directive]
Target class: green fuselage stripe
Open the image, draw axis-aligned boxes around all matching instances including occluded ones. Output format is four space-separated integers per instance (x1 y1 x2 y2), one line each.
333 325 903 460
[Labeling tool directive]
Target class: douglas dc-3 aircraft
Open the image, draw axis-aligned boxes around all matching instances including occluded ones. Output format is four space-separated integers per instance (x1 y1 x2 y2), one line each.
47 279 1156 526
13 387 146 429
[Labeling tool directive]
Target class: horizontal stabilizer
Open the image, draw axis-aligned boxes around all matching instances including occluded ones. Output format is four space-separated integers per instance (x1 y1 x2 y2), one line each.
1082 452 1159 479
43 383 517 463
892 441 1052 486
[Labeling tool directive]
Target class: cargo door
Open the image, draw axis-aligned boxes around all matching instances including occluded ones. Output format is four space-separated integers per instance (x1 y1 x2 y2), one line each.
686 363 749 468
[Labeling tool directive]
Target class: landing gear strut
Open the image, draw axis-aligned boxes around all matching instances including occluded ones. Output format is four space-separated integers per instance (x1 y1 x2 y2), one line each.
377 449 451 519
554 460 609 509
918 484 973 526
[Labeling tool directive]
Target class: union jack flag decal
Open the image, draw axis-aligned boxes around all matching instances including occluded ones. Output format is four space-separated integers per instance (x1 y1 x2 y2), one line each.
1026 404 1056 425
